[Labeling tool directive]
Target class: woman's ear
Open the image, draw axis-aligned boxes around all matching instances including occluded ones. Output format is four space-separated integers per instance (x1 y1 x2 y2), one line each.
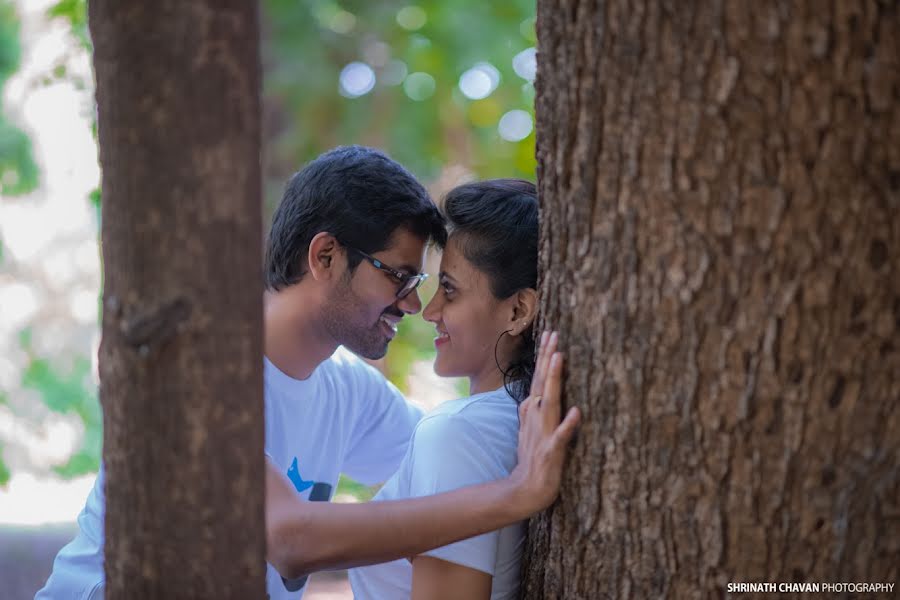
307 232 340 282
508 288 538 336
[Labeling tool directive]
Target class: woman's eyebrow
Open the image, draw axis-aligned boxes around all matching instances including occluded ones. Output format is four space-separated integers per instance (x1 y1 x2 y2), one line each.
439 271 458 283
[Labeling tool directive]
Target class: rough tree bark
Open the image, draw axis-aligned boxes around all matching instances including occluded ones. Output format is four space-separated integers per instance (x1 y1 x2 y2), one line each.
90 2 265 597
525 1 899 597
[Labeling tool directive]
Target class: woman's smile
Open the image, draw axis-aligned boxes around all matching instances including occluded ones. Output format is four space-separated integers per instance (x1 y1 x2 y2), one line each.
434 330 450 348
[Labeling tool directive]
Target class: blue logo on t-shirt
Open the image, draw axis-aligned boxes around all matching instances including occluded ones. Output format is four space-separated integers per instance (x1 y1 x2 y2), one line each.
286 457 314 493
282 457 334 592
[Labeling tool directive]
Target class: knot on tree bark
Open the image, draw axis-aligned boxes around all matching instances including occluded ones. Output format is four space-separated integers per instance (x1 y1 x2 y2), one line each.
120 296 193 351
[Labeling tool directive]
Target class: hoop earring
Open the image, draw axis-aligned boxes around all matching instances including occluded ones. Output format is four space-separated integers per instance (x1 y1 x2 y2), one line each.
494 329 514 380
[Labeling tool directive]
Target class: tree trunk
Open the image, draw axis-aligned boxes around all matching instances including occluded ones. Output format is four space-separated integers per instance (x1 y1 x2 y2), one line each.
90 2 265 597
525 1 899 597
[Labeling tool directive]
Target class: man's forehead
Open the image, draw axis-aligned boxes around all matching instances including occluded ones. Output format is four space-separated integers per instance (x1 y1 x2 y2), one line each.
363 229 425 273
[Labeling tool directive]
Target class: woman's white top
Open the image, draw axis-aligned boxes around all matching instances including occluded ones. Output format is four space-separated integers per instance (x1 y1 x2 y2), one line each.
348 386 525 600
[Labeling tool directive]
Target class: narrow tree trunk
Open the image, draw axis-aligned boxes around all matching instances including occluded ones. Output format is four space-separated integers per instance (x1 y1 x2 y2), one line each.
526 1 899 597
90 2 265 597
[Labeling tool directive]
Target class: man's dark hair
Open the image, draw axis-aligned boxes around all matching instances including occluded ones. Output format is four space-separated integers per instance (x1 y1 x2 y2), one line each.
265 146 447 290
439 179 538 401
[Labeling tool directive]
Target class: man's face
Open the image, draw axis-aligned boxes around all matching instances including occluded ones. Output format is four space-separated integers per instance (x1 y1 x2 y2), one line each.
321 227 428 359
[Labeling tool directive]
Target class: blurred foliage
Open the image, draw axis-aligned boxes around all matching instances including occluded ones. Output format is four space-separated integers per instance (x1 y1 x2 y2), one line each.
262 0 537 209
0 392 7 485
0 0 38 195
19 329 102 477
0 443 9 486
48 0 88 50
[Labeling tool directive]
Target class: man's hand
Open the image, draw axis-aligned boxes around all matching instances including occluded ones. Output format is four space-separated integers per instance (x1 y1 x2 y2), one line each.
507 331 581 517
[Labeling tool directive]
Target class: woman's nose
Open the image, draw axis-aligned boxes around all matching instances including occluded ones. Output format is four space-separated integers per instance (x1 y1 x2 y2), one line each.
422 291 441 323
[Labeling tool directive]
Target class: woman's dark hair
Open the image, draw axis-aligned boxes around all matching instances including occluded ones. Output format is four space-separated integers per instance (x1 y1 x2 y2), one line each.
439 179 538 402
265 146 447 291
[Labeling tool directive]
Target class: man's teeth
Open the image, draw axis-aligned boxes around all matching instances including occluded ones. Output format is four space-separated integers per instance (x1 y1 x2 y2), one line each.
380 316 398 332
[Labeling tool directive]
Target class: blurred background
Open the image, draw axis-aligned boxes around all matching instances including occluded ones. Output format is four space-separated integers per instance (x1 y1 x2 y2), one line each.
0 0 537 596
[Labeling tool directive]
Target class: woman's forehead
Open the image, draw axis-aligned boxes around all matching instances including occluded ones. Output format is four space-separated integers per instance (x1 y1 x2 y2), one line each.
438 234 466 268
440 235 489 288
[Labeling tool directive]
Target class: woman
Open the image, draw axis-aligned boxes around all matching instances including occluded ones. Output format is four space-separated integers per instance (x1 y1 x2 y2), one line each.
349 179 545 599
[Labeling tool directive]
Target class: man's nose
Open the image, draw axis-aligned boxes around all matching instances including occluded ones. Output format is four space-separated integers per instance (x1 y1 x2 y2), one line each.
396 287 422 314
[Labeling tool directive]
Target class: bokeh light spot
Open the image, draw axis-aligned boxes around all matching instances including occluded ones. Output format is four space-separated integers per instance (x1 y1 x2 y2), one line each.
403 72 436 101
339 62 376 97
460 62 500 100
498 109 533 141
330 10 356 34
513 47 536 82
459 68 492 100
382 60 408 86
397 6 427 31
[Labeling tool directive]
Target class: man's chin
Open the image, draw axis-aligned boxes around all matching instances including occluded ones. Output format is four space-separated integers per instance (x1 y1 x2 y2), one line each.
343 337 390 360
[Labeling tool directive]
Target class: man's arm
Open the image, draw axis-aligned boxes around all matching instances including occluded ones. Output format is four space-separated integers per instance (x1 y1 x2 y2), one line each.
267 331 580 580
266 459 524 578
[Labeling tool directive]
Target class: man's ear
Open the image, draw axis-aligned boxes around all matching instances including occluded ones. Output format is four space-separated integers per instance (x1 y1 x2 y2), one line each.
507 288 538 337
307 232 341 282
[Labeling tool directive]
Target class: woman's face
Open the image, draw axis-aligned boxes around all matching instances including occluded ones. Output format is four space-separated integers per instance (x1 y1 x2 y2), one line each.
423 235 516 393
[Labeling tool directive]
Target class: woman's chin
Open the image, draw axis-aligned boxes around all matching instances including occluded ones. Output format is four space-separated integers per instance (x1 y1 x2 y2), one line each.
432 362 450 378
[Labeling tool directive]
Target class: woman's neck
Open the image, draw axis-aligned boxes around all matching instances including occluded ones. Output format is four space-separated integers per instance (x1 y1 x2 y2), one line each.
468 368 505 396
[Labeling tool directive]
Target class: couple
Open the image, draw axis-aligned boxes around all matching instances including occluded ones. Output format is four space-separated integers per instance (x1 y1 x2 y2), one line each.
38 146 580 600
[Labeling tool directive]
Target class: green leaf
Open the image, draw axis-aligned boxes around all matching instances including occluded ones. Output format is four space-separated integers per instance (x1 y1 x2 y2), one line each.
21 355 102 478
21 356 94 415
0 0 21 81
89 187 101 223
0 1 39 195
17 327 32 349
53 449 99 478
0 120 39 195
47 0 89 49
0 448 10 487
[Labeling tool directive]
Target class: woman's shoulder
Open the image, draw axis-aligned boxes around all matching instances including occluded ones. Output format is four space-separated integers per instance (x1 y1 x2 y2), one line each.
428 387 518 419
413 389 520 452
406 391 520 484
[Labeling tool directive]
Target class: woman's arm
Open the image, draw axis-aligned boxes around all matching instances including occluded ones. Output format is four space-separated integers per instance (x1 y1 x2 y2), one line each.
410 556 492 600
267 331 579 580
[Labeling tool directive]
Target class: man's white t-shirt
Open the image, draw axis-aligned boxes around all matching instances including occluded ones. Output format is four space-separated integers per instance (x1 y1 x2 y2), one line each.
348 387 524 600
35 348 422 600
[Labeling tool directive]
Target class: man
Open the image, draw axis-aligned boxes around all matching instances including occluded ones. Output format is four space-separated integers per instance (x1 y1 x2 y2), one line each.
37 146 580 599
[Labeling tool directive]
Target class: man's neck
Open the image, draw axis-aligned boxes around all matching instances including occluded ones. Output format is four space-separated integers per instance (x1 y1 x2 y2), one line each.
264 287 337 380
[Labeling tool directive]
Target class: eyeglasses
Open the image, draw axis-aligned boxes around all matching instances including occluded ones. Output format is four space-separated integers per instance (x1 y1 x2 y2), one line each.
343 244 428 299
